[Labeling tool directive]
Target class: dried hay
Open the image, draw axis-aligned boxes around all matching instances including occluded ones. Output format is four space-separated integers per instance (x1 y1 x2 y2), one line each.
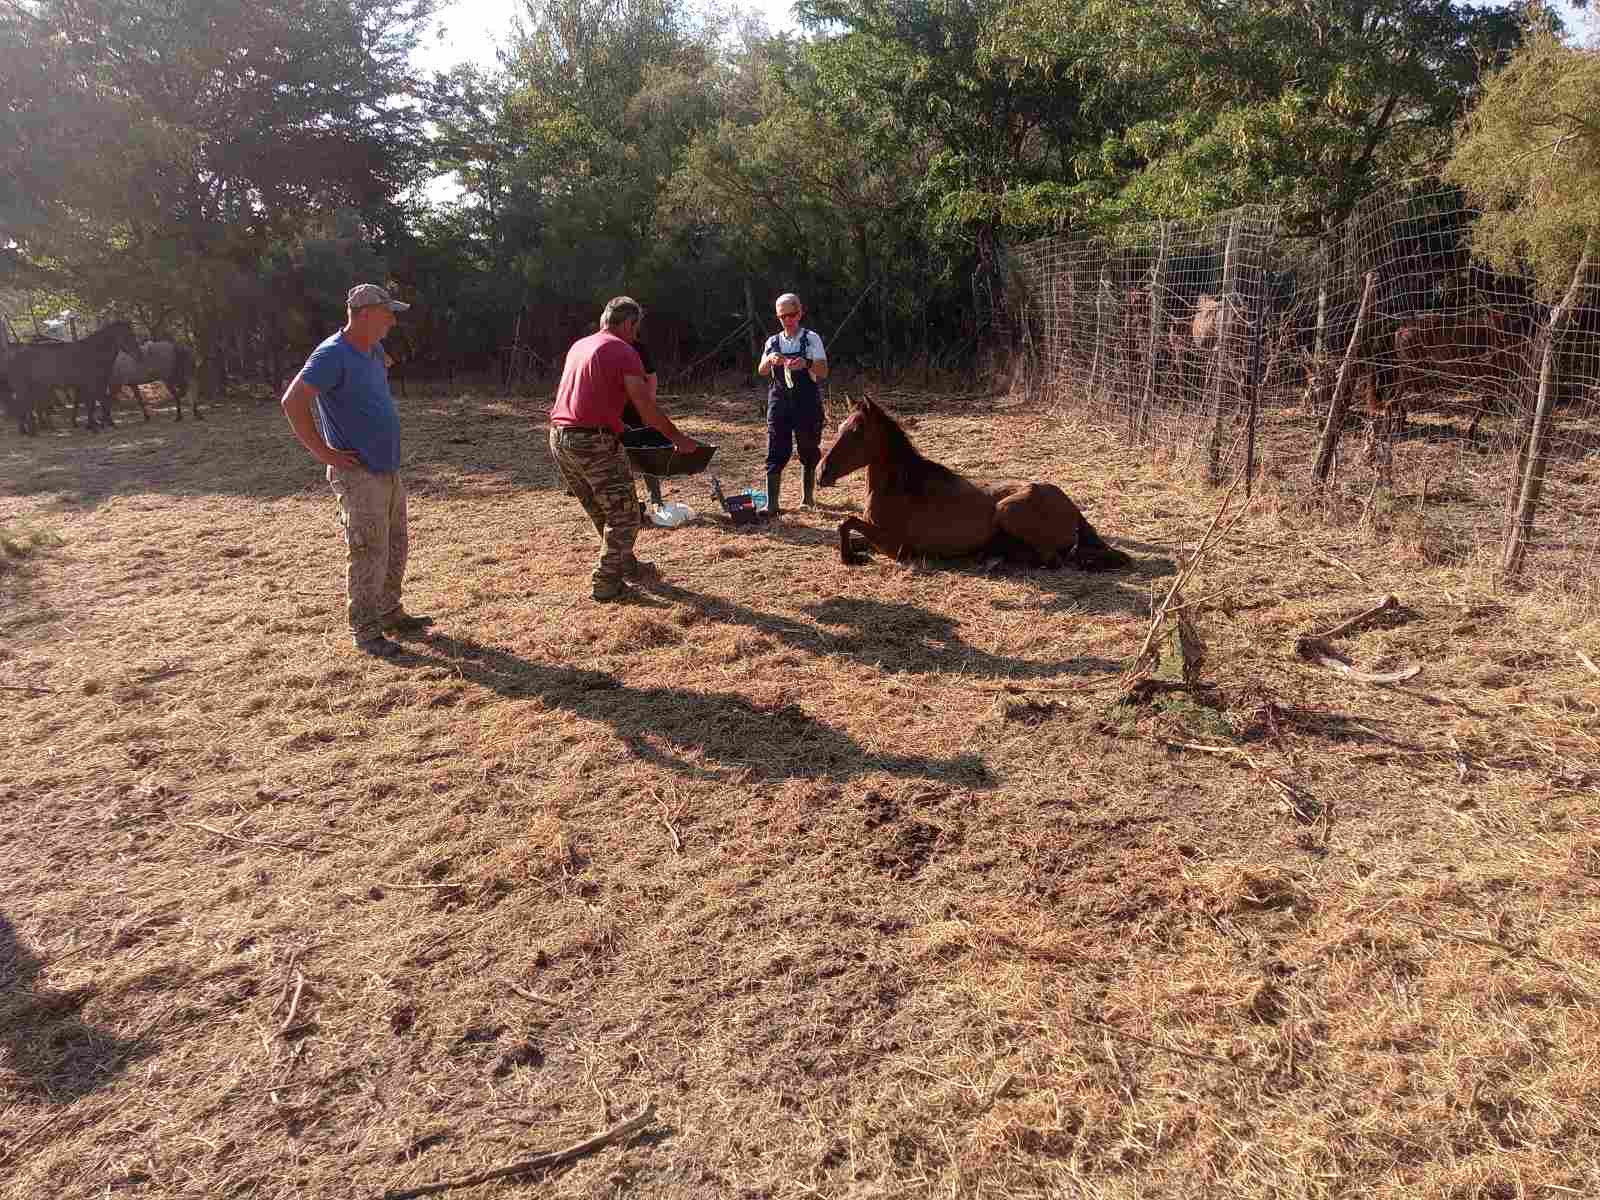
0 383 1597 1198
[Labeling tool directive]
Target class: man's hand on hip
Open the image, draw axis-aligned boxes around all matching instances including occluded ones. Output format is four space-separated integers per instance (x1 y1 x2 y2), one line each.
321 446 363 470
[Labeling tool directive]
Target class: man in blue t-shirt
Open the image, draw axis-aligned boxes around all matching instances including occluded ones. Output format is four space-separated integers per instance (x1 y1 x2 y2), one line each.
281 283 433 658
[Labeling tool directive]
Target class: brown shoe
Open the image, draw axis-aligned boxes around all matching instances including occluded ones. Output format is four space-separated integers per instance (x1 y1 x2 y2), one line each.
592 579 633 602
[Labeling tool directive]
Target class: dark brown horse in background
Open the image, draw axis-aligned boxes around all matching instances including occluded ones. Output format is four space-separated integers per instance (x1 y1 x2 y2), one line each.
816 396 1131 570
5 321 140 433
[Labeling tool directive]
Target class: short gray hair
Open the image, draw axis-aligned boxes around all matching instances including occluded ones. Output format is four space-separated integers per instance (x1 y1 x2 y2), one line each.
600 296 643 329
775 293 802 313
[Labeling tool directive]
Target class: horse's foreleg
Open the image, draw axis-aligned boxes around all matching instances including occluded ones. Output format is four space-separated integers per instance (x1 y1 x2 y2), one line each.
836 515 905 566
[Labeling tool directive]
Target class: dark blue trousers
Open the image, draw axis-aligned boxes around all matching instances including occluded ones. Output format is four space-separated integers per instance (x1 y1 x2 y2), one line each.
766 386 824 475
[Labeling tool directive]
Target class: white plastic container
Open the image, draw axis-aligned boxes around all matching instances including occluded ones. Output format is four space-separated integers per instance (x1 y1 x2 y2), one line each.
650 501 696 528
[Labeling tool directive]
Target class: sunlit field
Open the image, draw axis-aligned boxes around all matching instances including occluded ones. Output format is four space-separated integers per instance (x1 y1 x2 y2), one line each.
3 382 1598 1199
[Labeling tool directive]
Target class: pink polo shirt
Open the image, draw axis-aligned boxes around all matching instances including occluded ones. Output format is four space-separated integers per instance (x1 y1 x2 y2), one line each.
550 330 645 434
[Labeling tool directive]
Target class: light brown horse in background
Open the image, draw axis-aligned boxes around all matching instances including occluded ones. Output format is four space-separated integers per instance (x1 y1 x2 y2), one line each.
815 396 1131 570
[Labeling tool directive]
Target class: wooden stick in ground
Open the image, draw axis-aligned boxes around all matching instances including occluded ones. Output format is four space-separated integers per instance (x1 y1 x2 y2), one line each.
1127 470 1247 679
381 1103 658 1200
1312 270 1377 484
1314 594 1398 641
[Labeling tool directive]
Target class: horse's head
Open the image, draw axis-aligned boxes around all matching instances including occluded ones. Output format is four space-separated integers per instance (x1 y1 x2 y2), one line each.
106 321 140 357
817 397 885 487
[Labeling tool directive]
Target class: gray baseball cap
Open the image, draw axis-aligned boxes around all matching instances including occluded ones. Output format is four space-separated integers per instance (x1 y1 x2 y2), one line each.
346 283 411 312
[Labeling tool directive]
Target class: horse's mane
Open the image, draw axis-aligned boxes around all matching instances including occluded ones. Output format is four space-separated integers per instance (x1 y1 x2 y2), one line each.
863 398 961 495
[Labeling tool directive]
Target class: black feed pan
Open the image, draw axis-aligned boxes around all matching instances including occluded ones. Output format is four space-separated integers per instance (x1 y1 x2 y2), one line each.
621 427 717 478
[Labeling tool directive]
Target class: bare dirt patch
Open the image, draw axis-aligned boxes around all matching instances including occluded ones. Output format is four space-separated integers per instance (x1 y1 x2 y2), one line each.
1 384 1597 1198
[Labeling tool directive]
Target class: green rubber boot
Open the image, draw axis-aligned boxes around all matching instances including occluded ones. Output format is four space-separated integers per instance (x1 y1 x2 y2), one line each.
802 464 816 508
764 470 782 517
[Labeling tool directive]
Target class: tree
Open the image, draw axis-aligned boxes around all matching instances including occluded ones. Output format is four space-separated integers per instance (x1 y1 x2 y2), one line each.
1011 0 1534 236
1445 27 1600 297
795 0 1118 243
0 0 431 396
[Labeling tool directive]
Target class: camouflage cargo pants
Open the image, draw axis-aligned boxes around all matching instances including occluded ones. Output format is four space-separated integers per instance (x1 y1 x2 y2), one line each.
548 424 641 594
327 465 408 643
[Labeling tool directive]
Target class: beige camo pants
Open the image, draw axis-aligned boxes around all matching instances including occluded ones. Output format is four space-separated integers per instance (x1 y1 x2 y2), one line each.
327 465 408 642
548 425 640 591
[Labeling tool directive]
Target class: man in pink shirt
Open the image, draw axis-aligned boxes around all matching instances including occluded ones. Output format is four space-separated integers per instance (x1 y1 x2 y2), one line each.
549 296 700 601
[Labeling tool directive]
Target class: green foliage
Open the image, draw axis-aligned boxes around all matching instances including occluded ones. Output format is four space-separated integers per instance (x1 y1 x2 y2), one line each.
1017 0 1531 235
1445 31 1600 298
0 0 429 365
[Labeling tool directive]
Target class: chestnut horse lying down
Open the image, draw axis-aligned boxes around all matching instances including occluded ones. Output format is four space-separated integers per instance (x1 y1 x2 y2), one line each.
815 397 1131 570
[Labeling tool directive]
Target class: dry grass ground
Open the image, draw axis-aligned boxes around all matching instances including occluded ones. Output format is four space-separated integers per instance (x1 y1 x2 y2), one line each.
2 381 1598 1199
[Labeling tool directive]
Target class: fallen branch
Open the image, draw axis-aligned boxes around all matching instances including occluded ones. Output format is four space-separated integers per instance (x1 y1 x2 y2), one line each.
0 683 55 694
1576 648 1600 679
381 1102 658 1200
501 980 564 1008
280 972 305 1035
1294 637 1421 685
181 822 325 855
1067 1014 1235 1067
376 881 464 890
1314 594 1399 641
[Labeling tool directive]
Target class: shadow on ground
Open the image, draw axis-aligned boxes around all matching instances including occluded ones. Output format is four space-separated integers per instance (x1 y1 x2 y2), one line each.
405 633 993 786
0 914 150 1104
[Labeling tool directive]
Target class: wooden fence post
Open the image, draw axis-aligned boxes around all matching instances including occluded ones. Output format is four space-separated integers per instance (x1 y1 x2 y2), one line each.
1310 282 1330 413
1501 241 1594 579
1136 222 1169 445
1205 216 1243 483
1311 270 1377 484
1244 285 1266 496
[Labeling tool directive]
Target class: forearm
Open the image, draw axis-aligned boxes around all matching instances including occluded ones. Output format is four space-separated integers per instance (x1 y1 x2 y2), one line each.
632 391 683 442
810 359 829 382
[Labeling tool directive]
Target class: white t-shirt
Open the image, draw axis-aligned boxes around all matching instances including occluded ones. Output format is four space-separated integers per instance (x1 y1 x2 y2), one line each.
769 329 827 362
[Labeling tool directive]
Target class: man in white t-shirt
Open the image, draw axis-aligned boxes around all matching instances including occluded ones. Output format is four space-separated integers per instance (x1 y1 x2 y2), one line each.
756 292 830 514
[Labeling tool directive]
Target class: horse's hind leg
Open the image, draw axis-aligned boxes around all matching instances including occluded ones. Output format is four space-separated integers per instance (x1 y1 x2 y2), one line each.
993 485 1083 566
994 485 1130 571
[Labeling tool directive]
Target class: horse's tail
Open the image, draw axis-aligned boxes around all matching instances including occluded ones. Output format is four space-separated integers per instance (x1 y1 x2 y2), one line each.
1075 517 1132 571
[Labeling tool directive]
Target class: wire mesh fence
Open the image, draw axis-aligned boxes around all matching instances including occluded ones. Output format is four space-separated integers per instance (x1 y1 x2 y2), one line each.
1006 185 1600 589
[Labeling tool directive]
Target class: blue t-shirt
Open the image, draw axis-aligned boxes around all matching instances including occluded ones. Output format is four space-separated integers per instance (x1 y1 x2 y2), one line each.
301 332 401 473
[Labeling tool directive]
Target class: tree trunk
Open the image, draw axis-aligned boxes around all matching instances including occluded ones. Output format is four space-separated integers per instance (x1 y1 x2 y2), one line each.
1311 271 1377 484
744 278 761 384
